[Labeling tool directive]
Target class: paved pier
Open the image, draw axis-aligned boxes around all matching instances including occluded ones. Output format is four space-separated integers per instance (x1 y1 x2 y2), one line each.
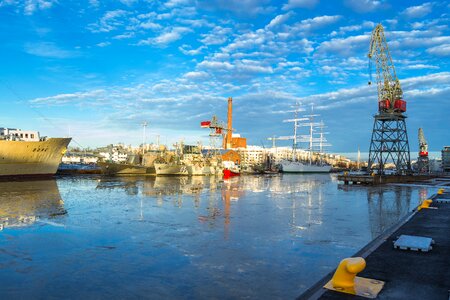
299 190 450 300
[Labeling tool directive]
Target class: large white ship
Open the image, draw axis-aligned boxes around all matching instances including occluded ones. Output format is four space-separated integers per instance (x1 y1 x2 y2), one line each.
279 105 332 173
280 160 332 173
0 127 71 178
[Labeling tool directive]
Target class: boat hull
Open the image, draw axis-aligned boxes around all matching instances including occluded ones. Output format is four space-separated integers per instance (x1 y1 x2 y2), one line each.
0 138 71 177
280 160 331 173
186 164 212 176
154 163 189 176
97 162 154 175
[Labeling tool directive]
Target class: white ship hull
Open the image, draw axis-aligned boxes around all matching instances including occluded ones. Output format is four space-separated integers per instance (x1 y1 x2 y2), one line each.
0 138 71 177
187 164 212 176
281 160 331 173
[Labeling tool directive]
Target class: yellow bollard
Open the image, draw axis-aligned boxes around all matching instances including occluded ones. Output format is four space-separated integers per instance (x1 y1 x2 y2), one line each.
324 257 385 298
418 199 432 211
437 188 444 195
331 257 366 289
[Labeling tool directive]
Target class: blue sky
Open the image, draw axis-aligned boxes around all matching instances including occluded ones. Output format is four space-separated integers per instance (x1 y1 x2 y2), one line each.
0 0 449 152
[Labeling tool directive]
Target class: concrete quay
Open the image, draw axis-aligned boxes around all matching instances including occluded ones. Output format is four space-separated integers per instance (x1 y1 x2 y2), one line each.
298 189 450 300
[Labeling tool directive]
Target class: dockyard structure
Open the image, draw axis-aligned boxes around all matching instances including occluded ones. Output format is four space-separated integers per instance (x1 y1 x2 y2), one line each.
223 97 247 149
97 144 129 163
367 24 411 175
429 158 443 173
442 146 450 172
62 152 98 164
0 127 40 142
221 150 240 165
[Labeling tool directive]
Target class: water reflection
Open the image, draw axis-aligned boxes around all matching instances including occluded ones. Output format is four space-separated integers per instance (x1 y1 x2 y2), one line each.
0 180 66 230
93 175 430 243
0 175 434 299
339 184 430 239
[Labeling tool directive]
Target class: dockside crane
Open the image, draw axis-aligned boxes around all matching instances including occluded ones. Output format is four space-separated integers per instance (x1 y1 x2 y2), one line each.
200 115 227 155
367 24 411 175
417 128 429 173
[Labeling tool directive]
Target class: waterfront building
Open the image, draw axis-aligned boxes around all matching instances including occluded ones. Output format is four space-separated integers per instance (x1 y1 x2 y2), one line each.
62 152 98 164
98 144 129 163
238 146 265 167
441 146 450 172
429 158 443 173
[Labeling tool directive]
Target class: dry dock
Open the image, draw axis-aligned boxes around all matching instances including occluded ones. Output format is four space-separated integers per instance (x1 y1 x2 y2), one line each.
298 189 450 300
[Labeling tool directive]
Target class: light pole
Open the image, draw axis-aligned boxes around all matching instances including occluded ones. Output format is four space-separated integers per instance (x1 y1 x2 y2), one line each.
142 121 148 155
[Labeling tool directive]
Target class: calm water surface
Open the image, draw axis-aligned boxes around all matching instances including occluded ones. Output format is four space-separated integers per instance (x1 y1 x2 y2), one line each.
0 174 433 299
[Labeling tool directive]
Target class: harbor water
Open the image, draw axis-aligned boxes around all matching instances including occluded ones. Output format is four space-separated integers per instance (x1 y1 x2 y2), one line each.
0 174 432 299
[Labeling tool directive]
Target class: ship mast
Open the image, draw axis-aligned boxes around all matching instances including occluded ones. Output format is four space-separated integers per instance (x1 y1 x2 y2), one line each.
141 121 148 155
283 103 307 161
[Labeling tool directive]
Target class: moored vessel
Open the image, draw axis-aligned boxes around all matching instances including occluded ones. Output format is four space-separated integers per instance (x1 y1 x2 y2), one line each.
280 160 331 173
278 105 332 173
98 150 159 176
0 127 71 178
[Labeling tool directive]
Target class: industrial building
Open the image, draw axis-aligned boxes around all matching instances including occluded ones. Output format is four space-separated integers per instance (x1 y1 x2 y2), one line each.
442 146 450 172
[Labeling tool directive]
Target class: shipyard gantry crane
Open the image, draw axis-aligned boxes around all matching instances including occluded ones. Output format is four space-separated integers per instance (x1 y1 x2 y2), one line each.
201 115 226 155
417 128 429 173
367 24 411 175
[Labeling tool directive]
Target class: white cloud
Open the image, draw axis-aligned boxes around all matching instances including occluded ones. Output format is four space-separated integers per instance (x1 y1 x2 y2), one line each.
198 60 234 71
200 26 233 45
183 71 209 80
344 0 386 13
24 42 79 59
24 0 56 15
179 45 206 55
88 10 130 33
315 34 370 56
401 2 433 19
283 0 319 10
0 0 58 15
0 0 16 7
88 0 99 7
290 15 341 34
119 0 137 6
165 0 192 8
97 42 111 47
138 27 192 46
31 89 106 105
265 12 294 30
176 18 214 28
112 32 135 39
198 0 275 15
139 21 162 30
426 44 450 56
401 64 439 70
298 72 450 111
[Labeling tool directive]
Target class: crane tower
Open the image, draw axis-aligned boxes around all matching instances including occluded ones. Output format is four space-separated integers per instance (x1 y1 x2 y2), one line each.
417 128 429 173
367 24 411 175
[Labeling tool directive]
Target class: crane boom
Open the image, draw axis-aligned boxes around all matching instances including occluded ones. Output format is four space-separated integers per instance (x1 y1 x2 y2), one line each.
368 24 406 113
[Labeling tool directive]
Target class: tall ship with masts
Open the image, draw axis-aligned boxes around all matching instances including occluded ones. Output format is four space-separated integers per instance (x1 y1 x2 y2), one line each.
0 127 71 178
279 105 332 173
